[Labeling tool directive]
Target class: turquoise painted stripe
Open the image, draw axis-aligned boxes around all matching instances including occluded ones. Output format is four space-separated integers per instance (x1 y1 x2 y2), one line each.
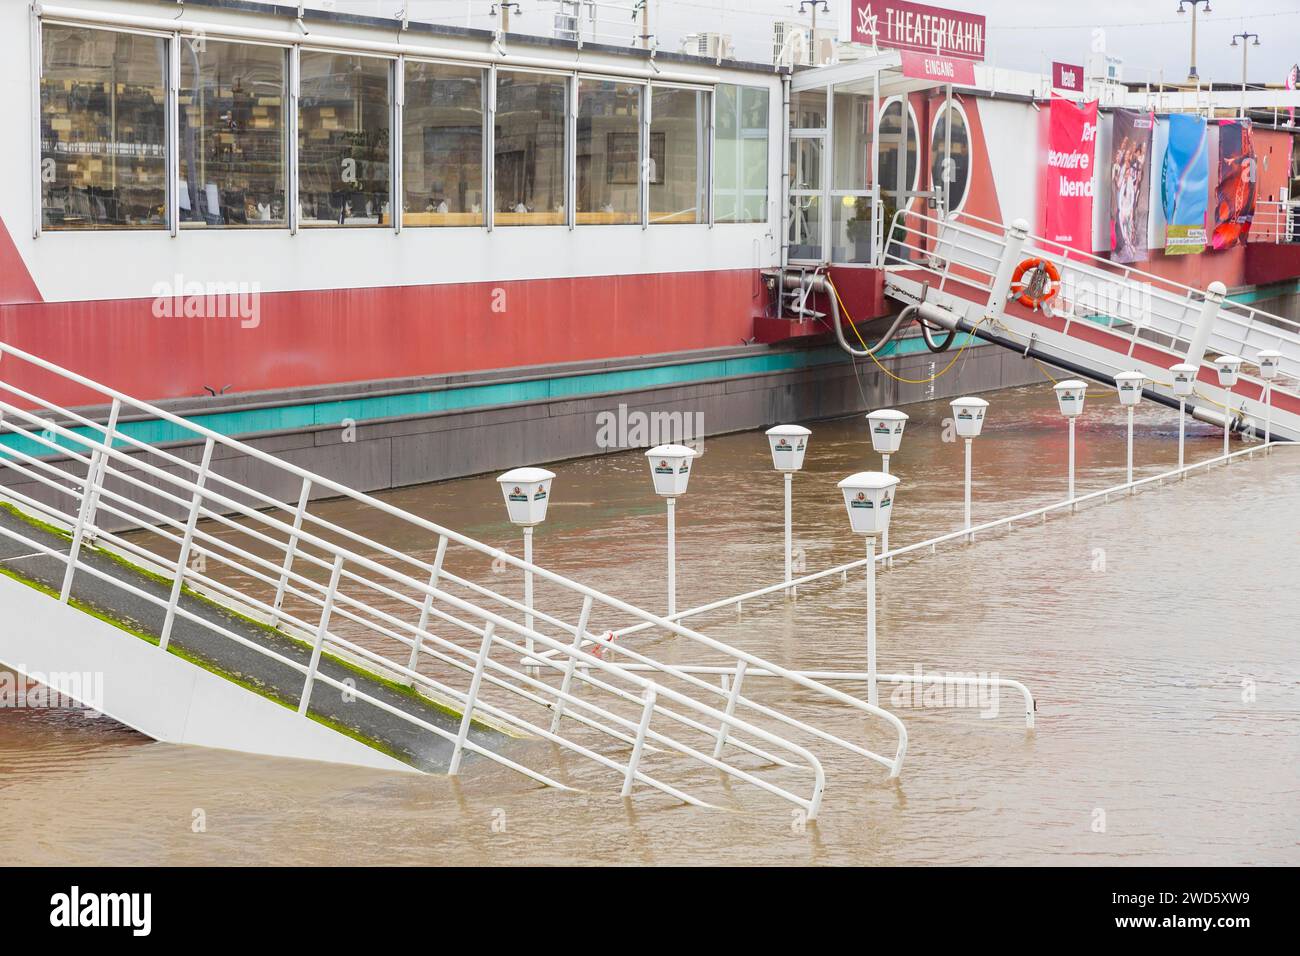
1 334 985 459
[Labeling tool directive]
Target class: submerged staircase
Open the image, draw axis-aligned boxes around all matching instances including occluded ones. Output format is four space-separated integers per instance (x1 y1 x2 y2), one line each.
0 342 907 819
878 211 1300 443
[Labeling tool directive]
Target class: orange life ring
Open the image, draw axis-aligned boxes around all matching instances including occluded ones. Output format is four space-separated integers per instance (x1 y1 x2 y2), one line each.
1010 258 1061 309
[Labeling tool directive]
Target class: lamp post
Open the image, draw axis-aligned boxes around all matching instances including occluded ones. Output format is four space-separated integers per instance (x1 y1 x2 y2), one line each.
866 409 908 562
1053 381 1087 505
765 425 811 595
1177 1 1212 83
1257 350 1281 448
1170 363 1197 472
645 444 697 617
798 0 830 66
496 467 556 661
1231 32 1261 120
1213 355 1242 460
950 397 989 539
1114 371 1146 486
836 471 901 708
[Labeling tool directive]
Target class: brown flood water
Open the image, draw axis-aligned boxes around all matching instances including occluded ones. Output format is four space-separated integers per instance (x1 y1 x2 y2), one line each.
2 383 1298 865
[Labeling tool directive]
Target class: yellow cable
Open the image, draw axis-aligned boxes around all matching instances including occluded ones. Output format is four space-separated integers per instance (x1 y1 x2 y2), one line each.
828 278 987 386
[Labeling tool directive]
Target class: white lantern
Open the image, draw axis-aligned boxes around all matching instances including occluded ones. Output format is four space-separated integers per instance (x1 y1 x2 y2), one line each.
1170 363 1197 397
837 472 901 537
867 409 909 454
496 467 556 527
1256 350 1281 381
1213 354 1242 388
765 425 811 472
1053 380 1087 418
1114 370 1146 406
949 397 989 438
645 444 697 497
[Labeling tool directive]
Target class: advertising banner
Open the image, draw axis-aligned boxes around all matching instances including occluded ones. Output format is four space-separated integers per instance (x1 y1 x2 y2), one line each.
899 50 977 85
842 1 986 60
1161 114 1209 255
1044 95 1099 256
1211 120 1257 251
1052 62 1084 93
1109 109 1154 264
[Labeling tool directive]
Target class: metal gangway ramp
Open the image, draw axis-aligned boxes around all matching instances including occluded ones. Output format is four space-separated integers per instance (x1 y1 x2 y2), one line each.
0 341 907 820
880 211 1300 443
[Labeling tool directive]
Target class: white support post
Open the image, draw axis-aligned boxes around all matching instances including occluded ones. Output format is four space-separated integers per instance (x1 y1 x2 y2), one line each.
866 535 878 708
549 595 593 733
271 476 313 628
1067 417 1076 507
299 554 345 716
523 525 535 659
159 438 216 651
60 401 125 603
712 659 747 758
1185 281 1226 370
666 497 677 617
783 472 793 596
963 438 973 539
1126 406 1135 486
81 398 122 543
1222 389 1232 460
881 452 892 565
406 535 448 681
621 685 657 797
1263 382 1272 448
449 622 495 774
986 218 1031 316
1178 398 1187 473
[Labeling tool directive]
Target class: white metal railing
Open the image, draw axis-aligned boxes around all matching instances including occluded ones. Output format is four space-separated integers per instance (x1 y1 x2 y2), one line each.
1248 200 1299 244
882 209 1300 394
0 341 912 819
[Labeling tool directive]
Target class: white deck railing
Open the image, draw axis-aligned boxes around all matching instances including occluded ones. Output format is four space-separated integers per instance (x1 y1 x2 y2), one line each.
0 341 909 820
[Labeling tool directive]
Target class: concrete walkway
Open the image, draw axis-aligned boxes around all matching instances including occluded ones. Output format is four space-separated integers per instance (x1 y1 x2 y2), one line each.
0 505 506 772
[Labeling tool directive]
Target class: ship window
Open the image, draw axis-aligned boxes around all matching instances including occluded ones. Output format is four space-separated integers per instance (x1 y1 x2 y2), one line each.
402 61 484 227
577 79 642 226
930 102 972 214
298 51 393 227
494 70 568 226
179 39 288 228
714 84 770 223
650 86 709 225
39 25 168 230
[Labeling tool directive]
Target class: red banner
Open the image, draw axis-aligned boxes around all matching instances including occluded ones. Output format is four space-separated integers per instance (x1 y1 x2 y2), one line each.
843 1 986 60
1043 95 1099 256
1052 61 1084 93
899 50 977 85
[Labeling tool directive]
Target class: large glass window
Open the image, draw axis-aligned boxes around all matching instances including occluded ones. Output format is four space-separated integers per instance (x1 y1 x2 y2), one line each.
930 102 972 214
40 25 168 230
402 61 484 227
298 51 392 227
179 38 287 227
494 70 567 226
714 84 770 223
649 87 708 225
831 79 876 263
790 87 827 130
576 79 641 225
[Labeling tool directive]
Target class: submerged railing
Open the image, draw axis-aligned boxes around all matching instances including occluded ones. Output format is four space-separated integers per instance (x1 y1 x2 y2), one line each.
0 341 910 820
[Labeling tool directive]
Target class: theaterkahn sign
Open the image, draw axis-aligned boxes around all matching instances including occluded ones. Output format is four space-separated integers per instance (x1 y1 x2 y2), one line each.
842 1 986 60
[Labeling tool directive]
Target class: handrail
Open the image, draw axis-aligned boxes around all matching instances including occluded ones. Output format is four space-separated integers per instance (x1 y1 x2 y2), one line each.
0 340 911 817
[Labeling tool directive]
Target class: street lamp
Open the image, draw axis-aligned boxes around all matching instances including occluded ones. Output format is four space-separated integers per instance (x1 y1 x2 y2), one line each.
866 408 908 561
496 467 556 660
1213 355 1242 460
1231 33 1261 120
950 397 989 538
645 444 697 617
1177 1 1213 83
765 424 811 595
1114 371 1146 486
798 1 830 66
1170 363 1197 472
1257 350 1282 447
1053 380 1087 504
836 471 901 708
